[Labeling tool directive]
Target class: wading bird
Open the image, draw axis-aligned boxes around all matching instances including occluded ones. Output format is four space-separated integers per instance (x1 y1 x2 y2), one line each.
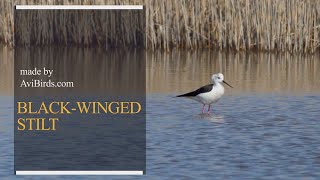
177 73 233 114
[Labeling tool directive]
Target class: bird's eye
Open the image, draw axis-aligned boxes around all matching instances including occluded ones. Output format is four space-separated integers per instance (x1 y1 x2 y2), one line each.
217 77 220 79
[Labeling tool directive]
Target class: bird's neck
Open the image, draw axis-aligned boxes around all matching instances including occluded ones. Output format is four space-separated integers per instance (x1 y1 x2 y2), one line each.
214 82 224 89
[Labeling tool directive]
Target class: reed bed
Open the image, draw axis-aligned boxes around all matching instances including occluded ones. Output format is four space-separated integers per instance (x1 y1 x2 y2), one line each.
14 10 145 47
1 0 320 52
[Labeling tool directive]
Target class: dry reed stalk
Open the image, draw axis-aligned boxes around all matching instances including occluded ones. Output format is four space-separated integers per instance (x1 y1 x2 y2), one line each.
1 0 320 52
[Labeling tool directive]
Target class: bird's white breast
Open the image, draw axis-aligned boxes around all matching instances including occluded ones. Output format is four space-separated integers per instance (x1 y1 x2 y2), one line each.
194 84 224 105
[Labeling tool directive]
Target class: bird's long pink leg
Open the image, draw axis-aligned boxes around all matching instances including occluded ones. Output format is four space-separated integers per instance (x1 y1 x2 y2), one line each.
202 104 205 114
207 105 211 114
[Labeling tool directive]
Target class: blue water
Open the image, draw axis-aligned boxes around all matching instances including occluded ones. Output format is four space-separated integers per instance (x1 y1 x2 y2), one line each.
1 94 320 179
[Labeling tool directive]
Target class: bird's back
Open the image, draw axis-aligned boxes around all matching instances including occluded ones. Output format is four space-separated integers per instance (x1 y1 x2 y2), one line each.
176 84 213 97
196 84 224 104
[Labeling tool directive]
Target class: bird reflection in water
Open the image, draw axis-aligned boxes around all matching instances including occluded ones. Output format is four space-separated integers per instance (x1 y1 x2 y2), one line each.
194 113 225 123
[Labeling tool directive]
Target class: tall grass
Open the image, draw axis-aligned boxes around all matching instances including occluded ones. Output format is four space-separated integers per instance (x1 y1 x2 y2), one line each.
14 10 145 47
1 0 320 52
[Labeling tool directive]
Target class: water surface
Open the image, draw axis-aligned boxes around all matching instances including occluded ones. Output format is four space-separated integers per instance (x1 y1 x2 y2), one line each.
1 46 320 179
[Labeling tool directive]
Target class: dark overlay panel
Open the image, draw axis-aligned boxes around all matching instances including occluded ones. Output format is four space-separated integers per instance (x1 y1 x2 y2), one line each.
14 9 146 174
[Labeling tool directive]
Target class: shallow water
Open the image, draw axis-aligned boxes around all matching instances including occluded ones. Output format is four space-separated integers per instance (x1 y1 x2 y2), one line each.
147 94 320 179
146 50 320 94
1 46 320 179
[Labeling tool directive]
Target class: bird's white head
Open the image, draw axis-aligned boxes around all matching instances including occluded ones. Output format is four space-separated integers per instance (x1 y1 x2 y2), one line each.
212 73 224 83
211 73 233 88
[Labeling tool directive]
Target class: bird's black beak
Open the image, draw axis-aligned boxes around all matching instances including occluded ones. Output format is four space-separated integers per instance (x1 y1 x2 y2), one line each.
223 80 233 88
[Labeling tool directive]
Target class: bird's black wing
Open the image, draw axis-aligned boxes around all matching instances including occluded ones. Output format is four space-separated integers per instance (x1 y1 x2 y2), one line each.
177 84 213 97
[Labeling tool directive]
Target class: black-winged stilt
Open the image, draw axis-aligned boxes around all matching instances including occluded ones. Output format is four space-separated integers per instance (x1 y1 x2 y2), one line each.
177 73 233 114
